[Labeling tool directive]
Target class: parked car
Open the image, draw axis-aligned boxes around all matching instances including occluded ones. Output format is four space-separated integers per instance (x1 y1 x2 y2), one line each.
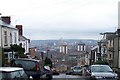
0 67 28 80
71 66 82 75
87 65 119 80
11 58 43 80
66 66 82 75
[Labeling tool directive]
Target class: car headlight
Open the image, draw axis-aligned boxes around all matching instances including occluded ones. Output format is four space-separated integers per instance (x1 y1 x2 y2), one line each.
114 73 119 79
91 76 103 79
114 75 119 79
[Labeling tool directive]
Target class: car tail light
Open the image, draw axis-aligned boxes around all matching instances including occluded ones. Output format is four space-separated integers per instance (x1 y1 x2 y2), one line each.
36 63 40 71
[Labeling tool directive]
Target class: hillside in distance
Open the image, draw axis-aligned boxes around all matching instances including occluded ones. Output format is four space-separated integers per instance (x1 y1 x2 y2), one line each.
30 39 98 47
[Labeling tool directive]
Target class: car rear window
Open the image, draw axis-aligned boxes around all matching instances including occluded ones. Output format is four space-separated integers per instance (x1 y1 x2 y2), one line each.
13 60 37 71
73 66 81 70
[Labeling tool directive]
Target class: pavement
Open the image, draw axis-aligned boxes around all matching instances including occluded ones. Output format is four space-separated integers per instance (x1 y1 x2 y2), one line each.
53 73 90 80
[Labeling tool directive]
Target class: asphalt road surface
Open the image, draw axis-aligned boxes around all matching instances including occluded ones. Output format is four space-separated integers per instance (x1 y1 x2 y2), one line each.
53 73 90 80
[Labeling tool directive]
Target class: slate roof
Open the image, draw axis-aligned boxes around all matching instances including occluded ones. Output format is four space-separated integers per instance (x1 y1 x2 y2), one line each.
19 35 28 41
0 19 18 30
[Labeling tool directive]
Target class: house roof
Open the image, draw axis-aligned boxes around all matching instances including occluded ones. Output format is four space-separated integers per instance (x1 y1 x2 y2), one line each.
91 45 99 50
0 19 18 30
19 35 28 41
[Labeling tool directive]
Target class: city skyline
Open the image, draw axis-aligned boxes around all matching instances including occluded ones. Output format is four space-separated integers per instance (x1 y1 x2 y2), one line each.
0 0 119 40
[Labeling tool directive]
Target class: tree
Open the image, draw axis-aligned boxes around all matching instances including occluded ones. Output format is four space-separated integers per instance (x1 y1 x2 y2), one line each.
10 44 26 58
2 48 5 66
44 57 53 68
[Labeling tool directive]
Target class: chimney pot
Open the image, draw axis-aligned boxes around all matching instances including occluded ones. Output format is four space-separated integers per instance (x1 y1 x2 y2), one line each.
16 25 23 36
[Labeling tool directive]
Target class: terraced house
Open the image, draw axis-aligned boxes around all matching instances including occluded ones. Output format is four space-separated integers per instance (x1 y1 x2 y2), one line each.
0 16 19 66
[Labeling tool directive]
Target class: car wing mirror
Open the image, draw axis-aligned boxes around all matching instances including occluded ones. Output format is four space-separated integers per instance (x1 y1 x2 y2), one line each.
113 70 117 73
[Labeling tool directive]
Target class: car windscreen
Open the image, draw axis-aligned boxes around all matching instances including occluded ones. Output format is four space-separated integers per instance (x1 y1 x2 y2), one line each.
0 71 11 79
73 67 81 70
91 65 113 72
13 60 36 71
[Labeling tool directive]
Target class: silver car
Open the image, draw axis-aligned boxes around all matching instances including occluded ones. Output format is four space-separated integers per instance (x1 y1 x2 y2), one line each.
87 65 119 80
0 67 28 80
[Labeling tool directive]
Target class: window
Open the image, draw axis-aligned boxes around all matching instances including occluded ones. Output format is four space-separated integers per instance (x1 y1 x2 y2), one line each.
10 33 12 44
109 54 112 58
108 40 110 47
14 32 17 43
14 60 36 71
4 31 8 46
5 54 8 58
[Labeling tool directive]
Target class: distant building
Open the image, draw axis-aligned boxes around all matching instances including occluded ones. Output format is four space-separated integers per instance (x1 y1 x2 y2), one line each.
77 43 86 52
100 32 115 67
90 45 99 65
59 39 68 54
90 31 119 68
29 47 36 58
59 44 68 54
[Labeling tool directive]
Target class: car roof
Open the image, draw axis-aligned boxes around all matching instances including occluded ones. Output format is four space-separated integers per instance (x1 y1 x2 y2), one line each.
12 58 40 62
73 66 81 67
91 65 109 67
0 67 23 72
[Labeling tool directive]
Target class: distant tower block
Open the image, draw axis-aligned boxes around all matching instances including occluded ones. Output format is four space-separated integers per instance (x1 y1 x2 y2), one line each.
59 45 68 54
77 44 86 51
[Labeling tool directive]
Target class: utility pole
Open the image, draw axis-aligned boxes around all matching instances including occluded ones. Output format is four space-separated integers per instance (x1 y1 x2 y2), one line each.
0 13 2 66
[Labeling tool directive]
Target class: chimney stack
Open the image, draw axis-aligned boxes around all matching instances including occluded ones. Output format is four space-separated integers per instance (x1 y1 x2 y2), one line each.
1 16 11 24
16 25 23 36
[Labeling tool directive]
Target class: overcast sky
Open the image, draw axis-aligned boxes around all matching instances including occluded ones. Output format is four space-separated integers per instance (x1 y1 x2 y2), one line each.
0 0 119 40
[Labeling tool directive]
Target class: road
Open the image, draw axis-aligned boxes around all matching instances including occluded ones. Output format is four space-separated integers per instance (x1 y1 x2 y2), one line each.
53 73 90 80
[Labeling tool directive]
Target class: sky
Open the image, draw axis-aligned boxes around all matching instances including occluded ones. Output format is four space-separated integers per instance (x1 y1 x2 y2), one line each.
0 0 119 40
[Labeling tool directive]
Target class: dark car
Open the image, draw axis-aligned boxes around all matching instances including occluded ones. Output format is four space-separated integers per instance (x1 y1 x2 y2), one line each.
0 67 28 80
11 58 43 80
87 65 119 80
